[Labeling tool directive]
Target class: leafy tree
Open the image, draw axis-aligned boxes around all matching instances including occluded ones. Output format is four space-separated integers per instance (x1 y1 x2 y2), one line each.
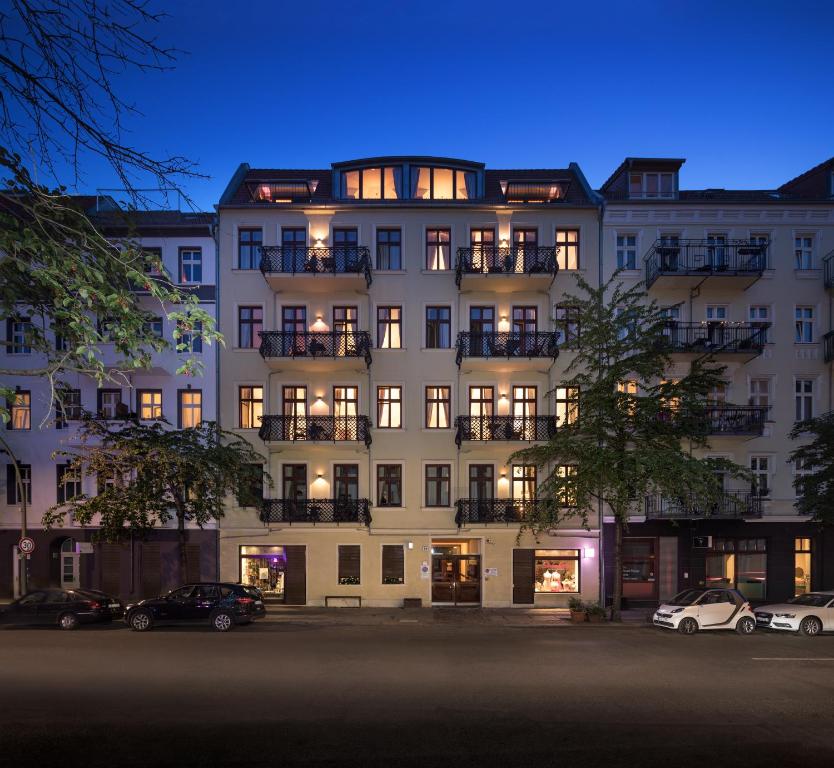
513 273 748 619
43 418 270 582
789 412 834 525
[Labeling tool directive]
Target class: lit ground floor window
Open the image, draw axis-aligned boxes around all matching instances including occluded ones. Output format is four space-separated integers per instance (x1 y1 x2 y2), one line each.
240 545 286 597
534 550 579 593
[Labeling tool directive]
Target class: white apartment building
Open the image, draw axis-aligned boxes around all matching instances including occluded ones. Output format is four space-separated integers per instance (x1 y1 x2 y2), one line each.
217 157 603 607
599 157 834 607
1 200 218 599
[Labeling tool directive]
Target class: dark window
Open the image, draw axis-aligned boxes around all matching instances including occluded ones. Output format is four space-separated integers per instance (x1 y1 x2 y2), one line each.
143 317 163 338
556 305 580 347
179 248 202 284
469 464 494 500
238 228 263 270
555 386 579 427
376 229 402 270
333 227 358 253
238 306 263 349
425 464 451 507
426 306 451 348
7 319 32 354
426 228 451 270
177 320 203 353
236 463 264 507
55 389 82 429
382 545 404 584
338 545 361 585
142 246 163 276
56 463 82 504
334 464 359 500
282 464 307 501
377 306 402 348
281 228 307 271
6 463 31 505
377 464 402 507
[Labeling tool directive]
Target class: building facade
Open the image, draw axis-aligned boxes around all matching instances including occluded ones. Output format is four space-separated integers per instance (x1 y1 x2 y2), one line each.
1 201 218 599
599 157 834 606
217 157 603 607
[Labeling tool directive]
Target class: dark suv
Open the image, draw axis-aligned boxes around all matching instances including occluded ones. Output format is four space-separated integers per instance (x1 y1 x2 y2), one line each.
125 583 262 632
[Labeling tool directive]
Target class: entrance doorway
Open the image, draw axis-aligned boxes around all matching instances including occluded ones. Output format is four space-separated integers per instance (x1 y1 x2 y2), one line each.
60 538 80 589
431 540 481 605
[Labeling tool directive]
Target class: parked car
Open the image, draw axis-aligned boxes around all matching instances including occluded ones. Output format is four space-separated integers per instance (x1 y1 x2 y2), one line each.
239 584 267 618
0 588 124 630
653 588 756 635
755 591 834 636
125 582 260 632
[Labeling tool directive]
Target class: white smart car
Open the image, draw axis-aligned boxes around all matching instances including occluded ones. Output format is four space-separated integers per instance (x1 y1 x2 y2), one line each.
653 588 756 635
755 591 834 636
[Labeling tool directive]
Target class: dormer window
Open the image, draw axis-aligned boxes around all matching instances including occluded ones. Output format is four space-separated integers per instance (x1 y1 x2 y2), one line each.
629 172 674 199
502 180 570 203
411 167 475 199
247 180 317 203
341 167 402 199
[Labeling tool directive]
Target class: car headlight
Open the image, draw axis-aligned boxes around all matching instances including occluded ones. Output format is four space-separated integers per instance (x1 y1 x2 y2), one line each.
671 608 683 614
774 613 796 618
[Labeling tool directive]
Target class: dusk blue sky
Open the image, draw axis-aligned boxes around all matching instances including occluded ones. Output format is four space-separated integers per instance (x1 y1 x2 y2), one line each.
70 0 834 210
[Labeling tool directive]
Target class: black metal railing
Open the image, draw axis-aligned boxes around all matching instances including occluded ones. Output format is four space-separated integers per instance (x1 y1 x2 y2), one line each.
260 498 371 526
645 490 762 520
455 246 558 286
645 239 767 287
259 246 372 286
455 498 561 526
454 415 555 446
702 405 769 435
660 322 768 355
455 331 560 366
824 330 834 364
259 331 372 367
258 415 372 447
824 250 834 290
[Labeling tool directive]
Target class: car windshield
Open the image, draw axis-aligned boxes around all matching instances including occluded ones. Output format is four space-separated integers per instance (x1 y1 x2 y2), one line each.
788 594 832 607
667 589 705 606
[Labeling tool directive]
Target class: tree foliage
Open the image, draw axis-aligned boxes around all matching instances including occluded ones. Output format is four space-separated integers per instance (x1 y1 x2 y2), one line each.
512 273 749 617
789 412 834 525
43 418 270 580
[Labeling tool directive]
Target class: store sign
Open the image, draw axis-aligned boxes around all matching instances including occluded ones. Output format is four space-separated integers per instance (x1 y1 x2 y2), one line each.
420 561 430 579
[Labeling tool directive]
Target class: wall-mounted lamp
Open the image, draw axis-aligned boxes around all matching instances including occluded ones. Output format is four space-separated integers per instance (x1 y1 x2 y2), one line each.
583 547 595 559
316 472 324 479
407 541 414 550
315 238 324 248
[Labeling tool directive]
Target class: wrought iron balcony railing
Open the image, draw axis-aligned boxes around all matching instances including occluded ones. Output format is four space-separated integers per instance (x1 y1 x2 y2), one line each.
258 415 372 447
259 246 372 286
825 250 834 290
645 239 767 287
455 331 560 366
703 404 769 435
259 331 372 367
824 330 834 364
645 490 762 520
455 246 558 286
260 498 371 526
454 415 555 446
659 322 768 355
455 498 562 526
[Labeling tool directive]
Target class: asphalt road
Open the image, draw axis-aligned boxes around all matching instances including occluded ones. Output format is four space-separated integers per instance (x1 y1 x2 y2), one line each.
1 619 833 767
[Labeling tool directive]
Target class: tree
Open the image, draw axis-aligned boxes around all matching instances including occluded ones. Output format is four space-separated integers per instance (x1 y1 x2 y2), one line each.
789 411 834 525
0 2 217 422
512 273 748 620
43 418 270 582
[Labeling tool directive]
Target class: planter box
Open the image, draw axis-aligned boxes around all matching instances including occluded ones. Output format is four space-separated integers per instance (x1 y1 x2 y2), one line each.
569 610 586 624
587 613 605 624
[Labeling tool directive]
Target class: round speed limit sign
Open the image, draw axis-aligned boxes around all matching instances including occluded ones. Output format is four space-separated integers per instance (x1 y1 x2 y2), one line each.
18 537 35 555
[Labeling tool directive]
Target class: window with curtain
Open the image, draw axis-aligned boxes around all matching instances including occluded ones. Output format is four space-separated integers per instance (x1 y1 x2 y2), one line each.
239 386 263 429
377 306 402 348
179 248 202 283
55 388 82 429
376 229 402 270
410 167 476 199
341 167 402 199
377 386 402 429
426 306 451 348
555 229 579 270
555 465 578 506
554 386 579 427
425 228 451 270
179 389 202 428
425 386 450 429
333 386 358 439
377 464 402 507
8 390 31 430
512 464 537 500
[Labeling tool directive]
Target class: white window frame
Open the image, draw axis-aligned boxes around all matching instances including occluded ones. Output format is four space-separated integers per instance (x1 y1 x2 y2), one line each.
794 305 815 344
794 378 815 422
179 247 203 284
793 234 815 271
748 304 771 343
615 232 638 270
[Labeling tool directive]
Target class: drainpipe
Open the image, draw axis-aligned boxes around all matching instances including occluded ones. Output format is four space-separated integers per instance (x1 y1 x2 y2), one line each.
0 434 27 595
212 214 221 582
597 195 605 607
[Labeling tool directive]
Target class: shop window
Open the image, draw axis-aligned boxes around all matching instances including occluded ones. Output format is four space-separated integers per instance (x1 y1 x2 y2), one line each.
534 550 579 593
705 538 767 600
338 545 361 585
794 537 812 597
621 538 656 600
240 545 286 597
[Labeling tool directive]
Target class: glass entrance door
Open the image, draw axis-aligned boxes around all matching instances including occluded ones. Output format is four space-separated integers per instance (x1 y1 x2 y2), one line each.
431 553 481 605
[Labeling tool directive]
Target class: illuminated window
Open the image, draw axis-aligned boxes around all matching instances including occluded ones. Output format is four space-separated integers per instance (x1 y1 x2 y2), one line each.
794 538 812 597
749 378 770 408
425 386 450 429
8 390 31 430
433 168 453 199
555 465 578 507
341 167 402 199
512 465 536 500
534 550 579 593
750 456 770 498
362 168 382 199
377 386 402 429
555 305 580 347
555 229 579 270
98 390 122 420
410 167 475 199
178 389 202 428
239 386 263 429
137 390 162 420
426 228 451 270
749 305 770 343
179 248 202 284
555 386 579 427
377 306 402 349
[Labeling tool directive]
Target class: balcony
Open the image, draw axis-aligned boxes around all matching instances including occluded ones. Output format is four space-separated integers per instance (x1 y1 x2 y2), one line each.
645 490 762 520
455 498 560 526
455 331 560 369
260 498 371 527
455 246 557 291
259 416 372 447
259 246 372 292
703 405 769 436
454 415 555 447
660 322 768 361
824 330 834 364
645 239 766 289
825 251 834 290
259 331 372 371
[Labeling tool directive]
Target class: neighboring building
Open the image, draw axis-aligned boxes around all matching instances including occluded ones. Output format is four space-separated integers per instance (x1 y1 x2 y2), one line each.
600 157 834 607
217 157 603 607
0 199 218 599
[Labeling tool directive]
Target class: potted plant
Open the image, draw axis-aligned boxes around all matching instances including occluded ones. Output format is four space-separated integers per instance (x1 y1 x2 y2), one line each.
568 596 586 623
585 601 606 624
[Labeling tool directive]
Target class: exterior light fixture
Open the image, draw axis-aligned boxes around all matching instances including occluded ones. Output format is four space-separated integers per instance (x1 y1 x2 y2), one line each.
583 547 595 559
407 541 414 550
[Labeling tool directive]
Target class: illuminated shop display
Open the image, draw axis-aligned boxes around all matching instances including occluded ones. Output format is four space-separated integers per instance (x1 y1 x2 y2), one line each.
534 549 579 593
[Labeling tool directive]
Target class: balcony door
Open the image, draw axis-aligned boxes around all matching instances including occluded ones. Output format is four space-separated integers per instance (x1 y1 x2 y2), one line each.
282 306 306 355
282 464 307 504
469 464 494 519
333 386 358 439
282 386 307 440
470 228 495 271
334 306 358 355
469 386 494 439
512 465 537 519
512 306 538 354
281 227 307 271
512 386 537 440
513 228 538 272
706 233 727 270
469 306 494 356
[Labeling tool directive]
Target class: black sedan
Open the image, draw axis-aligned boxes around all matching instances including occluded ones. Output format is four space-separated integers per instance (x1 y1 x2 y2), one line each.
0 589 124 630
125 582 261 632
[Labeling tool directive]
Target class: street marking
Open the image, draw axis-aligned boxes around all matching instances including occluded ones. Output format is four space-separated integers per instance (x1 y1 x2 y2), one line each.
752 658 834 662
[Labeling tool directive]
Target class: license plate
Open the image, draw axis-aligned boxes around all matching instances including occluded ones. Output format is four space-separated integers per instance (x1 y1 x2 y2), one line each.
255 601 263 606
109 603 120 609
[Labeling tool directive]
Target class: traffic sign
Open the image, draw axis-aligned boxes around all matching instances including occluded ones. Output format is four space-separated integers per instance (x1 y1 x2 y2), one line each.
18 536 35 555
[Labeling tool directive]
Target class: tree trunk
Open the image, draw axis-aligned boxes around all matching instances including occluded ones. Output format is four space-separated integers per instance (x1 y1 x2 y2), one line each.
177 509 188 585
610 515 623 622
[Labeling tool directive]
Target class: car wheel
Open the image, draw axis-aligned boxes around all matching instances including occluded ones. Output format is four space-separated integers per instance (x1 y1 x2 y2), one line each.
799 616 822 637
211 611 234 632
735 616 755 635
129 610 153 632
58 612 79 631
678 617 698 635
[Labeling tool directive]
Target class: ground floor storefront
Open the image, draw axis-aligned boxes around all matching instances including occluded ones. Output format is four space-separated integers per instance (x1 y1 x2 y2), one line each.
602 519 834 607
0 528 218 600
220 527 601 608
